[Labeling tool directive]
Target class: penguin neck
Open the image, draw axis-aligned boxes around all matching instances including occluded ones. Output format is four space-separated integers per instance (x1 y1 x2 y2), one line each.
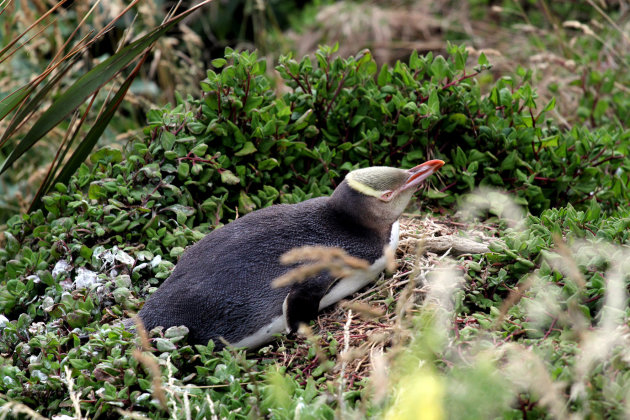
327 188 395 244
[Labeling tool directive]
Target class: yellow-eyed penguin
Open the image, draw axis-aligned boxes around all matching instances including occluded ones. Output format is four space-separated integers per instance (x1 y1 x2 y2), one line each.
138 160 444 349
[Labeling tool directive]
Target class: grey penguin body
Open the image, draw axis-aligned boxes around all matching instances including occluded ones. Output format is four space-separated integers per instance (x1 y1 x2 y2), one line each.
138 193 387 348
137 160 445 350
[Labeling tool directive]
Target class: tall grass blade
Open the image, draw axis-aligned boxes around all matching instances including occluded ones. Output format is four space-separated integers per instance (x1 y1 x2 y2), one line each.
0 55 81 149
32 55 148 210
0 0 212 175
0 86 32 121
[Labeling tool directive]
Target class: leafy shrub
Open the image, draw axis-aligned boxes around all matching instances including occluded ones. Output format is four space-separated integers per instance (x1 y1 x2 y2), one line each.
446 201 630 419
465 0 629 128
0 45 628 417
459 202 630 322
0 2 213 223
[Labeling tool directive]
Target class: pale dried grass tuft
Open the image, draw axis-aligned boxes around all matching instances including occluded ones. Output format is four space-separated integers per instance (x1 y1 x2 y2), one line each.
289 1 443 65
272 246 370 288
133 318 168 411
0 397 47 420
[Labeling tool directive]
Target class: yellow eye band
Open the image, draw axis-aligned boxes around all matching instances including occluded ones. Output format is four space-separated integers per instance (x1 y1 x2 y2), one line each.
346 177 382 198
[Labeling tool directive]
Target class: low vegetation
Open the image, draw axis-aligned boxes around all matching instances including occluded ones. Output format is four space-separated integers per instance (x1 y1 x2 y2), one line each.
0 1 629 418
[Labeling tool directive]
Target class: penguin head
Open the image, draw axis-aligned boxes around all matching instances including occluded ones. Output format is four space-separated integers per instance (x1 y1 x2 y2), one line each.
330 160 444 232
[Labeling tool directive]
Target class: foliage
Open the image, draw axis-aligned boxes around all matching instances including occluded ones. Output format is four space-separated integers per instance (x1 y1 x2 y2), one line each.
0 0 212 223
0 43 628 418
443 203 630 419
465 0 630 129
466 0 604 26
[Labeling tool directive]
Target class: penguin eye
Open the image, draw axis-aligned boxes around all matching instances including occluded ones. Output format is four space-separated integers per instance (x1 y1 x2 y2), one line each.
380 190 395 202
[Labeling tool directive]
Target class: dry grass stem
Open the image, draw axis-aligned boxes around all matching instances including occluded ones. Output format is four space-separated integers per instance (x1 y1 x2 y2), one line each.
279 246 370 268
272 246 370 288
274 216 475 385
135 316 151 351
205 395 219 420
384 244 397 273
502 343 568 419
63 365 83 420
337 309 353 416
494 277 533 329
132 349 168 411
0 396 47 420
552 234 586 288
340 300 385 320
116 409 152 420
298 323 329 364
182 389 191 420
368 349 389 405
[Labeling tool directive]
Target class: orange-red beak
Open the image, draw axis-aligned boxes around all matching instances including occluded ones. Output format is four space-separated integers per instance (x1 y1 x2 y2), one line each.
401 159 444 192
378 159 445 202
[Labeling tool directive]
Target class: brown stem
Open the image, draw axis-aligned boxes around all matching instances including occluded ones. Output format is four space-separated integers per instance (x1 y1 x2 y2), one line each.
325 71 348 117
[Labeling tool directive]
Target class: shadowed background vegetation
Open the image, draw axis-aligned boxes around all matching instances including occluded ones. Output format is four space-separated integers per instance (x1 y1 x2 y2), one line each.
0 0 629 418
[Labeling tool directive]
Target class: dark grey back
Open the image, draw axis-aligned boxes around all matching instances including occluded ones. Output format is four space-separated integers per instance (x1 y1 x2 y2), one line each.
138 196 388 347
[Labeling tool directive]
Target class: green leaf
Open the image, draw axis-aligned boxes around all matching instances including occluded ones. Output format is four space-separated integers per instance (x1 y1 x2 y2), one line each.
500 151 517 171
258 158 278 170
164 204 195 218
191 143 208 156
220 169 240 185
430 56 448 80
90 146 123 164
478 52 489 67
377 63 391 86
178 162 190 179
543 97 556 112
455 50 466 70
428 89 440 115
69 359 90 370
161 131 176 151
489 87 499 106
593 99 609 120
425 189 448 199
211 58 227 68
80 245 93 260
409 51 421 70
453 146 467 168
539 135 559 148
235 142 257 156
585 199 601 222
405 149 425 162
253 59 267 75
243 95 264 113
449 113 468 126
238 190 255 214
396 115 413 132
88 183 107 200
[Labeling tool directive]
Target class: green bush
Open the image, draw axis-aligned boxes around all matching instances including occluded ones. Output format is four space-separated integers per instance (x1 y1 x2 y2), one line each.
459 203 630 319
1 44 627 318
0 45 628 418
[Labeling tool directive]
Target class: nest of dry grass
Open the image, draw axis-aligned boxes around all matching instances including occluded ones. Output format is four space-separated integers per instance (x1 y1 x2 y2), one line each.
255 215 494 387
